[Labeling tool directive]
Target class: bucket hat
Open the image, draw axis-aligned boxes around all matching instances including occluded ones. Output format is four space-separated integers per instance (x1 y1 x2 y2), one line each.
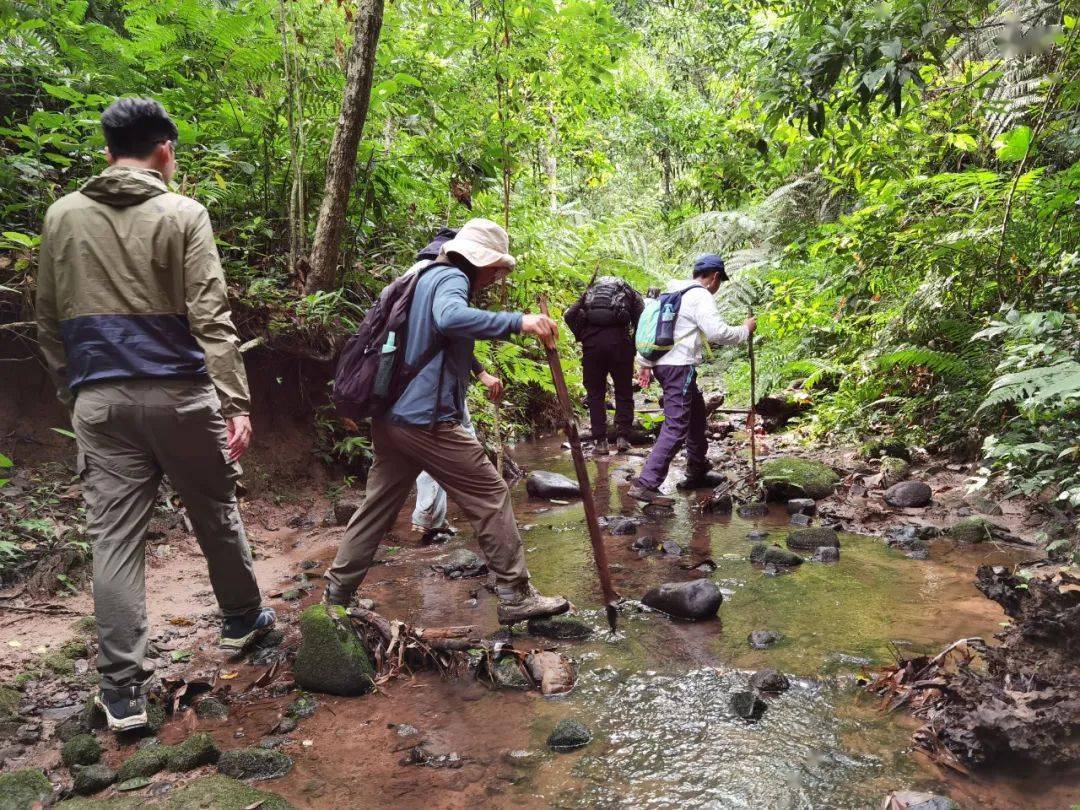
440 218 516 270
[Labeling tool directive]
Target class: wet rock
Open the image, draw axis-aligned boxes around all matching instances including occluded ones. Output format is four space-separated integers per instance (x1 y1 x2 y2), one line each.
881 791 958 810
73 762 115 795
859 439 911 462
731 691 767 720
880 456 910 487
748 630 781 649
785 498 816 516
760 457 839 501
55 710 92 743
165 732 220 771
527 615 593 640
502 749 542 768
749 544 804 567
812 546 840 563
746 530 769 542
524 651 576 695
489 657 530 691
946 516 994 544
737 502 768 518
116 745 169 781
788 512 812 527
525 471 581 500
786 527 839 551
194 697 228 721
0 768 52 808
660 540 685 556
333 501 359 526
61 733 101 768
431 548 487 578
641 579 722 621
168 775 294 809
399 744 463 769
546 719 591 752
274 716 298 734
749 668 790 692
884 480 932 508
631 536 658 552
293 604 374 697
603 516 638 536
16 724 41 744
217 747 293 780
965 495 1003 516
287 694 317 719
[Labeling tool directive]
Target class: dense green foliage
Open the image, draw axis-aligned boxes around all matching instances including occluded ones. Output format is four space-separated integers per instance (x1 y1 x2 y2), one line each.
1 0 1076 524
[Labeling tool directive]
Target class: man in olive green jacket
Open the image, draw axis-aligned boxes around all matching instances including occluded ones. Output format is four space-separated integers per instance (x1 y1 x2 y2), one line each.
36 98 274 732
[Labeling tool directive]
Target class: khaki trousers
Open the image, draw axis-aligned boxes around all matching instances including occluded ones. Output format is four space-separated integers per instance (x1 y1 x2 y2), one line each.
327 419 529 592
73 380 262 693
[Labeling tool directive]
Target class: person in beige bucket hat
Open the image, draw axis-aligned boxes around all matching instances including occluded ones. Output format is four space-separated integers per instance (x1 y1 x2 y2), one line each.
326 218 570 624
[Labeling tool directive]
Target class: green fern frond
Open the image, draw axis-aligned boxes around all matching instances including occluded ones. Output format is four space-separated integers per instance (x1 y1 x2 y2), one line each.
978 361 1080 412
876 348 971 378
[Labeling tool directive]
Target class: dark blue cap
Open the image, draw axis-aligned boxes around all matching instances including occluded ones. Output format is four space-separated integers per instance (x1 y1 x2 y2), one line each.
692 253 727 279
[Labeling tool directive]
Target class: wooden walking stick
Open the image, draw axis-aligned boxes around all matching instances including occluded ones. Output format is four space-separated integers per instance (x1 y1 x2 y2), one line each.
538 296 620 632
747 309 758 490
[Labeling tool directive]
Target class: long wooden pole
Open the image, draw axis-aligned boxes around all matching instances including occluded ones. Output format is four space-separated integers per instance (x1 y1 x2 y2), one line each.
539 296 619 632
747 309 758 490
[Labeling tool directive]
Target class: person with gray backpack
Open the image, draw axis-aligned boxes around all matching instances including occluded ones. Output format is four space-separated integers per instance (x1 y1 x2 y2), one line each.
564 275 644 454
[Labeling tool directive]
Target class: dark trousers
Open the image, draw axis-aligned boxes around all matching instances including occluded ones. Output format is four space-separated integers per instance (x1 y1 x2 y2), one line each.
637 365 707 490
582 340 635 440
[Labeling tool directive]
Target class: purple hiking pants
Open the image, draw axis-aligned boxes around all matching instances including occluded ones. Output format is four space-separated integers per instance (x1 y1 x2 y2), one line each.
637 365 708 490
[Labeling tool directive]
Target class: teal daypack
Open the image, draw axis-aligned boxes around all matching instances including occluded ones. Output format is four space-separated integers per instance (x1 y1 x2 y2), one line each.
635 288 689 361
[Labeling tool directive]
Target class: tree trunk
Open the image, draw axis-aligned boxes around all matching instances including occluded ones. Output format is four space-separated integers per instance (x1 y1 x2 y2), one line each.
304 0 385 294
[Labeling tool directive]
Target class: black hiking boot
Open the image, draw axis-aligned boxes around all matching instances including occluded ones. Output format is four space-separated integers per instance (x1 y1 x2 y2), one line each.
676 465 727 490
627 482 675 506
220 607 276 650
95 686 148 733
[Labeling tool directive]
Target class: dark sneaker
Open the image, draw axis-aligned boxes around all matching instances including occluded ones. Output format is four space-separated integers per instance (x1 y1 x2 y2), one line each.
592 439 610 456
220 607 276 650
496 583 570 624
615 436 631 453
95 686 148 732
322 583 355 608
419 526 456 546
676 467 727 490
627 483 674 506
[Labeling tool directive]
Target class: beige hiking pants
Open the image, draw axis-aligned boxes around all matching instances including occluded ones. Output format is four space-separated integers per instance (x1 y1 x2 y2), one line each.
326 419 529 593
73 380 262 693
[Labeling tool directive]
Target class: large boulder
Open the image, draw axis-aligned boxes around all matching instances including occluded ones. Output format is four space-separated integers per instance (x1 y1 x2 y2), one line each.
0 769 52 809
749 544 804 567
525 471 581 500
884 480 932 507
786 527 839 551
293 604 374 696
641 579 722 621
760 457 839 501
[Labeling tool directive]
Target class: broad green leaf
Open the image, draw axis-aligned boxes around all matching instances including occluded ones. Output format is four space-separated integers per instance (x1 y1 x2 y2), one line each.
994 126 1032 162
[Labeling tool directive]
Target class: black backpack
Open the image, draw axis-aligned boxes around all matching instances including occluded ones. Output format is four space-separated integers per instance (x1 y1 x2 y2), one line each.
332 263 446 420
583 276 633 327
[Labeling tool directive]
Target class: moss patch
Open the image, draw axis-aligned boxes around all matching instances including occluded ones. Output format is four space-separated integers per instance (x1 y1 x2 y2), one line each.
879 456 910 486
70 616 98 636
859 439 911 462
61 733 102 768
169 775 294 810
0 768 52 809
216 747 292 780
165 732 220 771
760 457 840 501
0 684 20 718
947 516 994 544
41 650 76 676
72 762 115 796
115 744 169 781
293 604 374 696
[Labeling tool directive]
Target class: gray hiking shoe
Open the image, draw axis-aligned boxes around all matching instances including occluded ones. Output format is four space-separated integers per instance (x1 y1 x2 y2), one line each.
322 583 355 608
615 436 631 453
220 607 276 650
592 439 610 456
497 583 570 625
95 686 149 733
627 482 675 506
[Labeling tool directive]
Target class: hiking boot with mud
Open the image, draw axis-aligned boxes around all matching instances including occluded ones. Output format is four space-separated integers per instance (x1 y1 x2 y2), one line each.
497 583 570 625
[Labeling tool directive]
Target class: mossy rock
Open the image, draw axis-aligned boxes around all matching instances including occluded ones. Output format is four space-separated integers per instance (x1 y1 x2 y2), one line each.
115 744 169 781
165 732 220 771
168 775 294 810
216 747 292 780
56 711 93 742
879 456 910 487
13 668 44 688
785 527 839 551
0 684 20 719
760 457 839 501
59 639 89 659
0 768 52 810
56 797 143 810
61 733 102 768
859 439 910 462
489 657 531 690
947 516 994 544
72 762 115 796
42 650 76 677
71 616 98 636
293 604 374 696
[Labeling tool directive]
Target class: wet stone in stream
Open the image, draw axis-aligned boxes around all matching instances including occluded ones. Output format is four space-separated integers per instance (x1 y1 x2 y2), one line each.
642 579 723 621
786 527 839 550
730 690 767 720
547 719 592 752
431 548 487 578
528 614 593 640
749 668 790 692
748 630 782 649
749 544 804 567
737 502 769 518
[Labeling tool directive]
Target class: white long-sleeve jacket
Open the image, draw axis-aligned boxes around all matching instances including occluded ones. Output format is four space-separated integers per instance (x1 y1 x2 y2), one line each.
637 279 749 368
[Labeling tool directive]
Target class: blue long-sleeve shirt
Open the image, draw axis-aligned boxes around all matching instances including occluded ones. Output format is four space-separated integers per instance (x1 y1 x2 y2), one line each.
389 264 522 428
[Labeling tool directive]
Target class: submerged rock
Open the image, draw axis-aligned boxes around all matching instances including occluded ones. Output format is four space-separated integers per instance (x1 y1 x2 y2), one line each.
524 651 576 696
527 614 593 640
603 515 639 535
631 536 658 552
965 495 1003 516
748 630 781 649
786 527 839 551
749 544 804 567
788 512 812 527
737 502 769 518
0 768 52 808
217 747 292 780
660 540 685 556
293 604 374 696
760 457 839 501
547 719 592 751
731 690 767 720
525 471 581 500
746 530 769 542
489 657 531 691
884 480 932 508
72 762 115 796
785 498 816 516
61 733 101 768
881 791 958 810
749 668 790 692
641 579 722 621
430 548 487 578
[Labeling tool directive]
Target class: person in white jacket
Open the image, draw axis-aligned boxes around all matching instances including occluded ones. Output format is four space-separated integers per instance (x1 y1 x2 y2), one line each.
629 254 756 504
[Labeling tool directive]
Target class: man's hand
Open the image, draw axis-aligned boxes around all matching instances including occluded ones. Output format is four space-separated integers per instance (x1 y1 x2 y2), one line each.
636 367 652 389
744 316 757 334
226 414 252 461
521 313 559 348
478 371 504 402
